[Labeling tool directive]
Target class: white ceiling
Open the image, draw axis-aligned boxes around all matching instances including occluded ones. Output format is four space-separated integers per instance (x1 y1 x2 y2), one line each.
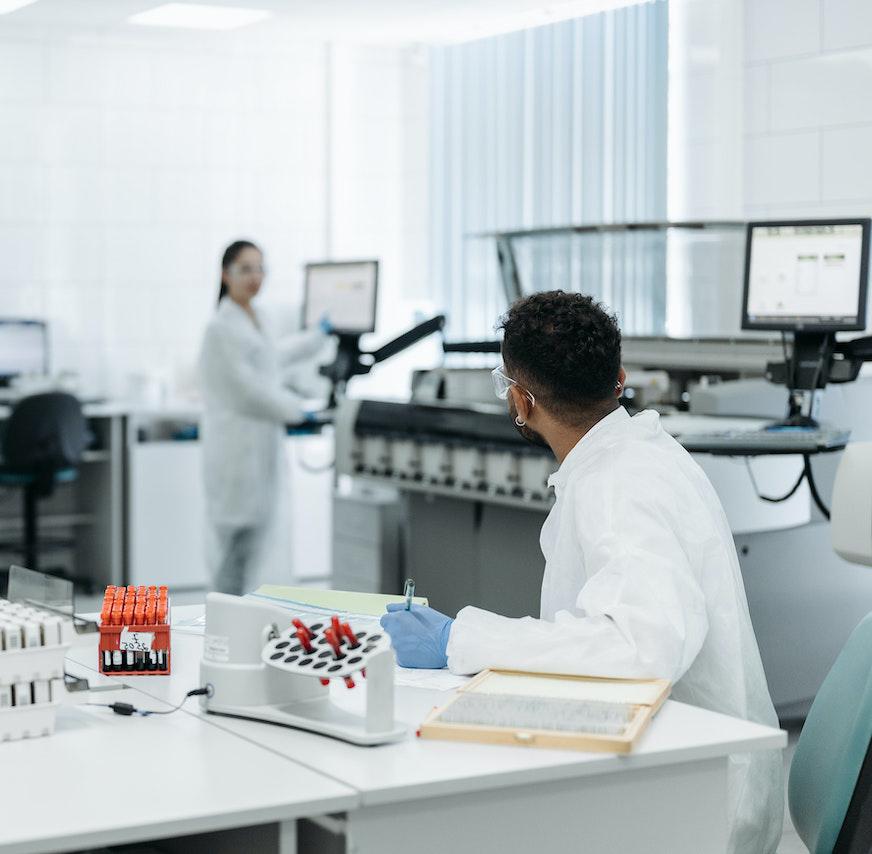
0 0 648 44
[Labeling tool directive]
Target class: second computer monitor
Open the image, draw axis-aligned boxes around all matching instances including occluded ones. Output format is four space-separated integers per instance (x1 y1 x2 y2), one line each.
304 260 379 335
742 219 870 332
0 319 48 384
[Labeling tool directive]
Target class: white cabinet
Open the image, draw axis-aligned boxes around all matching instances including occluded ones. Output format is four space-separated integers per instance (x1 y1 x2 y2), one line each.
128 441 209 589
128 433 334 590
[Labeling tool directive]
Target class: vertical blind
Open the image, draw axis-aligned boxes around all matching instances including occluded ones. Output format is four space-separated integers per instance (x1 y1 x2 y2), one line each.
429 1 669 339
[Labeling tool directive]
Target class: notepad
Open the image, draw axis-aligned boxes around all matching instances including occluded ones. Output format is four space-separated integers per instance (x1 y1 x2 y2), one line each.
249 585 429 619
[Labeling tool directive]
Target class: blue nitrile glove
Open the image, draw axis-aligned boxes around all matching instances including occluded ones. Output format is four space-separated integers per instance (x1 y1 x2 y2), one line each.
319 314 334 335
380 603 454 669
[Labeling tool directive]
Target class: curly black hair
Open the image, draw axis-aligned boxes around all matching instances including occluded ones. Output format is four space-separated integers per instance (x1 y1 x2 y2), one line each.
498 291 622 425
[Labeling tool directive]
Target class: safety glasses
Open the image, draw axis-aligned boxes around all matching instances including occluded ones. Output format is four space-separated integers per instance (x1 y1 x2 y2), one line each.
491 365 535 406
229 264 266 276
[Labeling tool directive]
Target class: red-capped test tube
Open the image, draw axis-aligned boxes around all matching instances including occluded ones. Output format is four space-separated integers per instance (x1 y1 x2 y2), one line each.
292 619 312 644
323 628 343 658
340 622 358 648
295 627 314 654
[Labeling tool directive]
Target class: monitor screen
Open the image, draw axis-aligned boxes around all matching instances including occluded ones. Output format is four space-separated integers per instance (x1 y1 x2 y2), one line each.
304 260 379 335
0 320 48 380
742 220 870 332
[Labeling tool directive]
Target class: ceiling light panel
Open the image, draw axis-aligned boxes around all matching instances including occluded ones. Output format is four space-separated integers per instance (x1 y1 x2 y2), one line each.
129 3 271 31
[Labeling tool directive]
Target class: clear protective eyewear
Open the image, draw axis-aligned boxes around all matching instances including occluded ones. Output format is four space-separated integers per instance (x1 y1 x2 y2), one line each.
491 365 535 406
229 263 266 277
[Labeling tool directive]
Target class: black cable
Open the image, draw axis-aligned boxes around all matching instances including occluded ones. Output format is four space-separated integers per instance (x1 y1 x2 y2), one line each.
803 453 831 520
744 457 806 503
297 455 335 474
85 687 210 717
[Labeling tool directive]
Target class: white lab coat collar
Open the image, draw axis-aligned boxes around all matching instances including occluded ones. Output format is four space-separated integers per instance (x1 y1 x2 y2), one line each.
217 297 263 336
547 405 632 491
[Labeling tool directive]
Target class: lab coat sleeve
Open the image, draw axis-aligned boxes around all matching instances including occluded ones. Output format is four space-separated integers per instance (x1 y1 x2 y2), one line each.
276 329 328 367
446 490 710 681
202 325 305 424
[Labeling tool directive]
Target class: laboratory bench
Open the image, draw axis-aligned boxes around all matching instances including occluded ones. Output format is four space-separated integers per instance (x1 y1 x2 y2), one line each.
19 603 788 854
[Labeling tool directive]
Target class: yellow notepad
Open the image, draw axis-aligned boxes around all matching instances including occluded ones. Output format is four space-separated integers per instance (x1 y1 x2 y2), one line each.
251 585 429 619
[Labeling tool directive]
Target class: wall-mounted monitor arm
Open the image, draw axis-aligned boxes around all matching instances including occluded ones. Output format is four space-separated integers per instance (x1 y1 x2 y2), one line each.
320 315 446 408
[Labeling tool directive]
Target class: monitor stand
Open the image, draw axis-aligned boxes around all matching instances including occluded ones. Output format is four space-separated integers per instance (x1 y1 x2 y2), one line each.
766 332 835 431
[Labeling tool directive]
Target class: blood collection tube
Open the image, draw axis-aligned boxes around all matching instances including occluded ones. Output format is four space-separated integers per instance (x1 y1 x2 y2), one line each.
292 618 312 642
343 676 355 689
331 615 342 639
324 628 342 658
156 601 168 625
340 622 359 648
146 600 156 625
102 650 113 672
295 627 314 654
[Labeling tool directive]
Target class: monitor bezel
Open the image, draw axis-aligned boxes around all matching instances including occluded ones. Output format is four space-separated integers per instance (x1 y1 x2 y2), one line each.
741 218 871 333
303 259 379 336
0 318 49 381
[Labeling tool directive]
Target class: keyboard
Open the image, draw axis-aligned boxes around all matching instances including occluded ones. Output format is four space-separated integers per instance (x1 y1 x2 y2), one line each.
677 428 851 455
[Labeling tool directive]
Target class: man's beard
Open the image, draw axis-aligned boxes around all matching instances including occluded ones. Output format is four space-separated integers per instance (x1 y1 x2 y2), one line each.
508 398 550 450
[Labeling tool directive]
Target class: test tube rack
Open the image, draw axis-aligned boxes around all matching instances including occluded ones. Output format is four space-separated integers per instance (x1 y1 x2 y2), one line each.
98 585 171 675
200 592 406 746
0 598 73 742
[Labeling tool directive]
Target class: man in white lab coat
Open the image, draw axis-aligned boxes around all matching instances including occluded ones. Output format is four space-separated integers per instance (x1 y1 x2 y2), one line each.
381 291 784 854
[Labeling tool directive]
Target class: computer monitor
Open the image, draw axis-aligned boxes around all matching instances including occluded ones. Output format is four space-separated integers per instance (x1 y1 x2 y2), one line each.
0 319 48 384
742 219 870 332
303 260 379 335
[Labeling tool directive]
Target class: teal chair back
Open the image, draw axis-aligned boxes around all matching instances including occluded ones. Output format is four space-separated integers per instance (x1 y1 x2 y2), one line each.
789 612 872 853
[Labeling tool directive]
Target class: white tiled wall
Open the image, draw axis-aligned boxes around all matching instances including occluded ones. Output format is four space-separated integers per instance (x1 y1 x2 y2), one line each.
744 0 872 219
0 25 428 399
670 0 872 221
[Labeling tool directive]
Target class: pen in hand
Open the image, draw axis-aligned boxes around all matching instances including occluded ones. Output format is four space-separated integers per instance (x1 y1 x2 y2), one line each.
403 578 416 611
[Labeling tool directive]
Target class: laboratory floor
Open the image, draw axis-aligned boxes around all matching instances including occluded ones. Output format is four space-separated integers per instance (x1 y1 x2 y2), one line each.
777 725 804 854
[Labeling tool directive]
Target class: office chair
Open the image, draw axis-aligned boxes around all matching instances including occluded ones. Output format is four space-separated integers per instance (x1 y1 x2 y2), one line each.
0 392 90 573
788 610 872 853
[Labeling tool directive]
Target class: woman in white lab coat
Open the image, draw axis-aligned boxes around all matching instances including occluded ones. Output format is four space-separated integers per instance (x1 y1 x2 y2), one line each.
381 291 784 854
198 240 329 595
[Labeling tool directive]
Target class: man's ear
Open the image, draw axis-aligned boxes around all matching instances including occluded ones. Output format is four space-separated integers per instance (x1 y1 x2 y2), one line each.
616 366 627 397
509 384 533 422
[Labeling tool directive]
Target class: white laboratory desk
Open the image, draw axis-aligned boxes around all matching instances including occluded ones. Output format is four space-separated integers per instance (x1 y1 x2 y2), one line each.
62 606 787 854
0 662 356 854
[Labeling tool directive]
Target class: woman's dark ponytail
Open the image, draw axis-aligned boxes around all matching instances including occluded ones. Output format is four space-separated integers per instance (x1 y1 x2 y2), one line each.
218 239 260 305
